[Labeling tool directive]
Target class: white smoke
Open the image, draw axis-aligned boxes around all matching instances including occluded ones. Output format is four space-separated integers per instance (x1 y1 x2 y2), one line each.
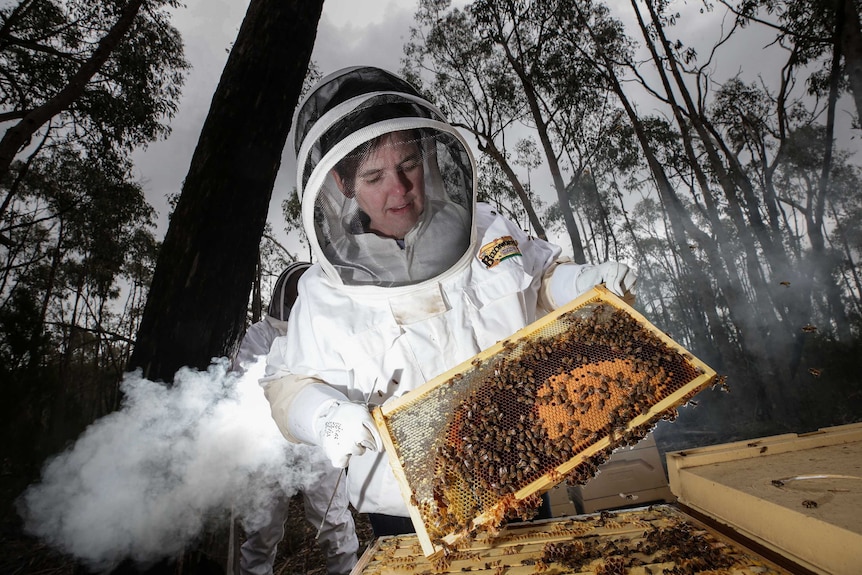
17 357 328 572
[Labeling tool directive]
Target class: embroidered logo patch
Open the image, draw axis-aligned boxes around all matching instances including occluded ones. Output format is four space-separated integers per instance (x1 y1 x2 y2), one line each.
478 236 521 268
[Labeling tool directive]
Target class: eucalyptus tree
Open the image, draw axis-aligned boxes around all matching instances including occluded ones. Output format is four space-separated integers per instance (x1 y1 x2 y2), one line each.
545 0 817 428
0 0 186 399
473 150 547 231
551 2 728 353
128 0 325 383
0 139 159 530
403 0 548 240
618 1 862 426
0 0 187 185
468 0 589 261
633 1 856 342
0 143 157 377
540 8 639 265
722 0 862 122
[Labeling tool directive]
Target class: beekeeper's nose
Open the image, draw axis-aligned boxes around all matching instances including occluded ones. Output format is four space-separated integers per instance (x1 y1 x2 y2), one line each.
388 169 412 196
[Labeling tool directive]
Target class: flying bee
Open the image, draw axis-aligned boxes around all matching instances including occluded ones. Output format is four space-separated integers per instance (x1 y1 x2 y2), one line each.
808 367 822 377
802 324 818 333
780 281 791 287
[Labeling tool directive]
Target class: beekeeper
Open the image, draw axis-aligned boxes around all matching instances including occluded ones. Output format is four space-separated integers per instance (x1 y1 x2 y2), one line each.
234 262 358 575
262 66 636 536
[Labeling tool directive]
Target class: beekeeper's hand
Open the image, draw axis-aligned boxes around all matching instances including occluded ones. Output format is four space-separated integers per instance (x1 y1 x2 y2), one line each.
316 401 383 468
575 261 637 298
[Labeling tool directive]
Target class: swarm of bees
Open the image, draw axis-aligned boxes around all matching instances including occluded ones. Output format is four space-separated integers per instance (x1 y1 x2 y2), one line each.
384 298 715 551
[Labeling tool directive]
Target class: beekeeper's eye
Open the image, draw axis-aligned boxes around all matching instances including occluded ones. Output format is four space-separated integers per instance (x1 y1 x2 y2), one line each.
360 169 384 185
399 154 422 172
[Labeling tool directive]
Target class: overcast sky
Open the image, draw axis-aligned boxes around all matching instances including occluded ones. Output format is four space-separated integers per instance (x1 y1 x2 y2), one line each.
131 0 860 256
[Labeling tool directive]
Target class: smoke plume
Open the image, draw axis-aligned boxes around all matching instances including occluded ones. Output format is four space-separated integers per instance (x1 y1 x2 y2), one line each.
17 357 327 572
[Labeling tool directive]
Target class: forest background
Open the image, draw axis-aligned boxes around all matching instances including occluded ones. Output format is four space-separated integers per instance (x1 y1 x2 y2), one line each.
1 0 861 572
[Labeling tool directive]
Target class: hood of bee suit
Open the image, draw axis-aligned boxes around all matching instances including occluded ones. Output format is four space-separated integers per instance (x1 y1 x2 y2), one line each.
267 261 312 321
292 66 476 289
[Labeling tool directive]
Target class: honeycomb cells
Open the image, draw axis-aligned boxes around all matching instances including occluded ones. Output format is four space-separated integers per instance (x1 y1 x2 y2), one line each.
381 293 713 552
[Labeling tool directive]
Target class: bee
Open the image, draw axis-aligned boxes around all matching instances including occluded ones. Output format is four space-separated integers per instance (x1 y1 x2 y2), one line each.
771 479 785 487
780 281 791 287
760 446 768 453
713 375 730 393
808 368 822 377
802 499 818 508
802 324 818 333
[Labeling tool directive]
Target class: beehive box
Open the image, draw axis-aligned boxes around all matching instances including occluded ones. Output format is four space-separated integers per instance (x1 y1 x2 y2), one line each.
667 423 862 575
372 286 717 557
350 504 792 575
570 433 674 514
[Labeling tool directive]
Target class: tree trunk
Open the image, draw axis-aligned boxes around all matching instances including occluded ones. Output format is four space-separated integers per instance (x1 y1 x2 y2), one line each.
479 3 587 261
516 66 587 262
811 13 852 340
840 0 862 119
128 0 324 384
478 136 548 240
123 1 324 572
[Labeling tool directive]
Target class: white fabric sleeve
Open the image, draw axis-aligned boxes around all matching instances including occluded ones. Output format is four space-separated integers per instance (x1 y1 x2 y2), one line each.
232 319 282 372
261 375 348 444
545 260 589 309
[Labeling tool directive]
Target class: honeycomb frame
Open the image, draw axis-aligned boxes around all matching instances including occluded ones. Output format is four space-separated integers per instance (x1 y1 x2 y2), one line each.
351 505 791 575
372 285 717 557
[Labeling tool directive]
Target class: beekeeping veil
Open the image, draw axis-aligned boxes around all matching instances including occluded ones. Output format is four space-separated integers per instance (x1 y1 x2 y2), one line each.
267 261 312 321
293 66 475 288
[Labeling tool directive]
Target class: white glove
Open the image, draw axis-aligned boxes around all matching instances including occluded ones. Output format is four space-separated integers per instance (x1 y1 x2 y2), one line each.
315 401 383 468
575 261 637 298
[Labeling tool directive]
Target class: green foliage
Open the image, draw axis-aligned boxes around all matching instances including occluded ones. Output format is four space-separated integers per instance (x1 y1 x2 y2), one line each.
0 0 189 157
0 1 185 524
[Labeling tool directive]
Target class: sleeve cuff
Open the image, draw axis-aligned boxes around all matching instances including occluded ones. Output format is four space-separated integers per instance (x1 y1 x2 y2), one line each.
548 261 589 308
286 383 349 445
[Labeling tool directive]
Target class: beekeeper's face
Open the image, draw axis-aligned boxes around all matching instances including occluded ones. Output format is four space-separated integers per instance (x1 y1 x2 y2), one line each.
333 131 426 240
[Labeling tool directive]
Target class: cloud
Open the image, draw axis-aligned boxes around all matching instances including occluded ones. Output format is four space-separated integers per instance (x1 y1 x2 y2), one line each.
17 358 327 572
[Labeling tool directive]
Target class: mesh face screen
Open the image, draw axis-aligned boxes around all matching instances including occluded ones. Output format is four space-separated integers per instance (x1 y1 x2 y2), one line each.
374 287 716 557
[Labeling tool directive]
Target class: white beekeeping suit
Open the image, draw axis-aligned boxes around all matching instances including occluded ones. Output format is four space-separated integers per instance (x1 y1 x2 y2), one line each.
262 67 636 528
234 262 358 575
